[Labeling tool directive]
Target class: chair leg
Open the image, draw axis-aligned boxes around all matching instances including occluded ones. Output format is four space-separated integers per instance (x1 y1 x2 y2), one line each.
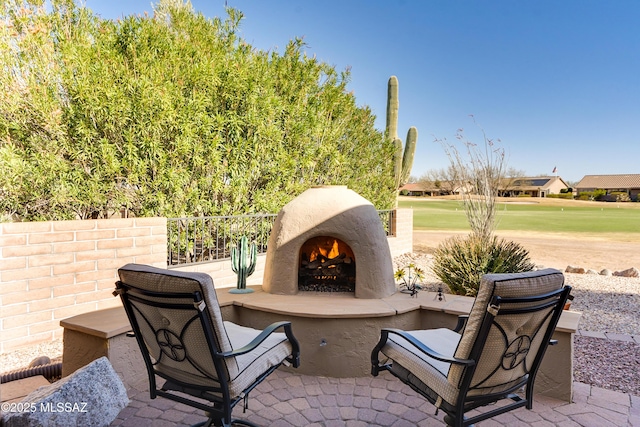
443 414 474 427
202 417 259 427
230 420 260 427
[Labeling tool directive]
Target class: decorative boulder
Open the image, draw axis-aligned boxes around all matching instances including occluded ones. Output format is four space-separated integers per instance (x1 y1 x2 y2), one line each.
600 269 612 276
565 265 585 274
2 357 128 427
613 267 640 278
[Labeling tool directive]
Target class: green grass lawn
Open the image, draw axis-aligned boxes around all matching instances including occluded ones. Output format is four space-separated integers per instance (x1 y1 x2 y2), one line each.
399 198 640 234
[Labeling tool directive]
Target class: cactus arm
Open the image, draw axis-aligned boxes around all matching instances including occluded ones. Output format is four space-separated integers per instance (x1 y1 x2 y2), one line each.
399 127 418 186
231 245 239 274
247 241 257 276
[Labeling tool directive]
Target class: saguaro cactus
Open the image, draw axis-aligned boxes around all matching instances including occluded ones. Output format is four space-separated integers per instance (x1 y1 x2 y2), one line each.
229 235 257 293
386 75 418 189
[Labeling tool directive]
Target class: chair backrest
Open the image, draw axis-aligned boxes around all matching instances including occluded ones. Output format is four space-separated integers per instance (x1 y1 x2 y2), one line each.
115 263 239 390
449 268 568 397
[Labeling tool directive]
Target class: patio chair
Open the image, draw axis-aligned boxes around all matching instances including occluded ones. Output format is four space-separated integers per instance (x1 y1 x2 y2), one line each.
114 263 300 427
371 268 571 427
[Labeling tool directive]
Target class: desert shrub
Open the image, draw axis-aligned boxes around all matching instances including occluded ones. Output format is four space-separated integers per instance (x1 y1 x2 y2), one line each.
611 192 631 202
432 234 535 296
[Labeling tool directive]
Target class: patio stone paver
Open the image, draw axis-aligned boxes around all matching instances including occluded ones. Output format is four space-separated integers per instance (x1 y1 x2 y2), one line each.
109 368 639 426
109 330 639 426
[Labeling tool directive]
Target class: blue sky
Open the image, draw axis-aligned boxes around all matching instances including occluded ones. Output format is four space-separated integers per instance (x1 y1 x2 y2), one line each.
85 0 640 184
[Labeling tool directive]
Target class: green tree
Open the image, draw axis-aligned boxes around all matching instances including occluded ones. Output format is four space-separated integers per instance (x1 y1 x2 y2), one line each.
0 0 396 220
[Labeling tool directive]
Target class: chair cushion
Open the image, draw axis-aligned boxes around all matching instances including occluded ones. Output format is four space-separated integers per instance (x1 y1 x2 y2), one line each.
380 328 462 407
160 321 293 398
118 264 233 357
449 268 565 395
224 322 293 397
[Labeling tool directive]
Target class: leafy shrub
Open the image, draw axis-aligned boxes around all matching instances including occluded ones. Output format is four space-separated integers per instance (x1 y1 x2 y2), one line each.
0 2 396 220
432 234 535 296
577 189 607 200
547 193 573 199
594 189 608 200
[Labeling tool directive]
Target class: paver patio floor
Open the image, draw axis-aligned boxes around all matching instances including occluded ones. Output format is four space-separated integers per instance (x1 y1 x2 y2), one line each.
110 369 639 427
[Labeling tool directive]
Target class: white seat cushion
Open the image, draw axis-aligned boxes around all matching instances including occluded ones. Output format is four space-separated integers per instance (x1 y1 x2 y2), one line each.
381 328 462 406
224 321 293 397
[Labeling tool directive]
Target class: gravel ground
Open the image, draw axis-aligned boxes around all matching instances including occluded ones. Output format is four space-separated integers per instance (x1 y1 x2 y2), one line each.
2 254 639 396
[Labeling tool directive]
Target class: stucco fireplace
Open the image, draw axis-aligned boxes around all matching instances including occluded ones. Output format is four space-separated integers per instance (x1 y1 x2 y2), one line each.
262 186 395 298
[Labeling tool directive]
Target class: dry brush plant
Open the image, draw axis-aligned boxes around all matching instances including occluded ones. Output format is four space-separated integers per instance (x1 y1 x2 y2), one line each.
432 117 534 296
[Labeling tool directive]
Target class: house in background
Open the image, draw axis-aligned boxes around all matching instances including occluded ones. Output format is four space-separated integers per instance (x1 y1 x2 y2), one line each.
499 176 569 197
398 183 438 196
400 176 569 197
575 174 640 201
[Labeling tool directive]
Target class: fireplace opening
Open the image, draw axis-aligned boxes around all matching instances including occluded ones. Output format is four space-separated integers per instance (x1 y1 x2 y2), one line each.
298 236 355 292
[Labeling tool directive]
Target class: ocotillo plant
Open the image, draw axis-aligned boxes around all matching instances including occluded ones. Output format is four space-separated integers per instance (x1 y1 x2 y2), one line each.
386 75 418 190
230 235 257 293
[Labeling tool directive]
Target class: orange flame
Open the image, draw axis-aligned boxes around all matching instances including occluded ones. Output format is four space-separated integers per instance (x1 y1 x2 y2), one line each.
309 239 340 261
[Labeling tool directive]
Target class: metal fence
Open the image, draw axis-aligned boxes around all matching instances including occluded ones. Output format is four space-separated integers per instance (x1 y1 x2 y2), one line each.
167 214 277 267
167 210 396 267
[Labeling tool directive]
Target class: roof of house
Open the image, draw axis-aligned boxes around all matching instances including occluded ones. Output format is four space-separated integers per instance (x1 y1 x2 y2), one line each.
576 174 640 189
501 176 567 190
399 183 427 192
399 182 444 192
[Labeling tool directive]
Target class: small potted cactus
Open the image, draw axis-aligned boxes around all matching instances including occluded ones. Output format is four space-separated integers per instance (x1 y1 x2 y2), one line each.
229 235 257 294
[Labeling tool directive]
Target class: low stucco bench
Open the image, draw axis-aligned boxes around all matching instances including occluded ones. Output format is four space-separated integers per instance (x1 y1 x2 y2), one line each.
60 306 145 393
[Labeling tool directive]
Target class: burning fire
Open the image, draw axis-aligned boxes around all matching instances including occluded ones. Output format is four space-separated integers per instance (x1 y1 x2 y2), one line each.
301 236 354 264
308 238 340 262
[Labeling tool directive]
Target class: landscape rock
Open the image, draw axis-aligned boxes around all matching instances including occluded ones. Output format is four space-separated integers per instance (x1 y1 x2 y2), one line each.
586 269 598 275
613 267 640 278
600 269 612 276
2 357 128 427
27 356 51 368
565 265 586 274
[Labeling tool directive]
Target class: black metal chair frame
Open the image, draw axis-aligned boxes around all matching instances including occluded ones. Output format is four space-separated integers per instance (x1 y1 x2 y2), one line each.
114 280 300 427
372 285 572 427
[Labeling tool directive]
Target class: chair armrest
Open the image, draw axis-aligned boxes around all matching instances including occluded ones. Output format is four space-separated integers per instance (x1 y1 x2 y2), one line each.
454 315 469 333
379 328 475 367
219 321 296 358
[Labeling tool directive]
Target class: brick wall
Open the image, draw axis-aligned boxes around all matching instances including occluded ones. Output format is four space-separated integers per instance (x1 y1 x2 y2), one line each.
0 218 166 353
